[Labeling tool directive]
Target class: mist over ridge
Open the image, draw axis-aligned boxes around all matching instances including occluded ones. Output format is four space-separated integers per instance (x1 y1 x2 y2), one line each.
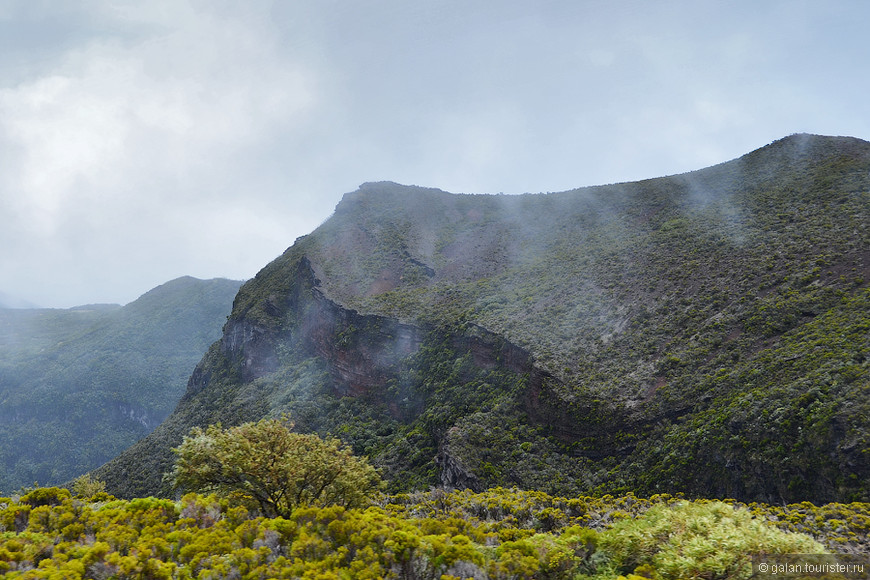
94 133 867 504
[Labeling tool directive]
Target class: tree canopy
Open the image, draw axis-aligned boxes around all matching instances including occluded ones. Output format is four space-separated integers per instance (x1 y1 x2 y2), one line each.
169 418 382 517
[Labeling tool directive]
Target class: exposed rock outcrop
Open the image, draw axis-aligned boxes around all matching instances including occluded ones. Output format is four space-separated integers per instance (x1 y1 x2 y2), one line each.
437 431 482 491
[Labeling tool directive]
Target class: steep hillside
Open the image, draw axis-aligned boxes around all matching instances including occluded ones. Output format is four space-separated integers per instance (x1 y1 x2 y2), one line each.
0 277 242 492
97 134 869 504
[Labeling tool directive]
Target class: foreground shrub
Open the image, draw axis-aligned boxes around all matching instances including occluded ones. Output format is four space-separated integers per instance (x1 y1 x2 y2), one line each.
0 489 839 579
596 501 825 579
19 487 70 508
169 417 384 517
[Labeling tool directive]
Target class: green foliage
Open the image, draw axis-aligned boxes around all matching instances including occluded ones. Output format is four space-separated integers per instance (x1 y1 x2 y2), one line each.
70 474 109 501
0 277 242 493
170 418 384 517
0 488 847 579
594 501 823 579
631 288 870 502
19 487 70 508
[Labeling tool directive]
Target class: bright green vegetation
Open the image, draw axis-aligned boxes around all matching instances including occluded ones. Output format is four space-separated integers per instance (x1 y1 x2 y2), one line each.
4 486 862 579
170 418 383 517
0 277 242 492
98 134 869 504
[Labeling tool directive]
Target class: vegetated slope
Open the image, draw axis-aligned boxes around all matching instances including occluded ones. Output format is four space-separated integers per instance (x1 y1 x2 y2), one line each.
0 277 242 492
97 134 869 504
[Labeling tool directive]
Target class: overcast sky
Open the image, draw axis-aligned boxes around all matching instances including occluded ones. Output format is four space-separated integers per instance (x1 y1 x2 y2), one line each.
1 0 869 307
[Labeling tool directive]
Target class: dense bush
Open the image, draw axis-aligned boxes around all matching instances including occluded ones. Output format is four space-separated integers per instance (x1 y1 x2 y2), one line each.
594 501 823 579
170 418 384 517
0 488 848 579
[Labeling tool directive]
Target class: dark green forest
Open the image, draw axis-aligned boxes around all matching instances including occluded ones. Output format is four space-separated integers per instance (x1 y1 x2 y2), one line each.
0 277 241 492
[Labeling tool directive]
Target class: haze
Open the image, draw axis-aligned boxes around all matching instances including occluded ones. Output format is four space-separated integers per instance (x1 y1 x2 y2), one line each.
1 0 868 308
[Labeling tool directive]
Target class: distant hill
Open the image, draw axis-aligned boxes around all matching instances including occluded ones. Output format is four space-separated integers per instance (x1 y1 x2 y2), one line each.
96 134 868 504
0 276 242 492
0 291 39 309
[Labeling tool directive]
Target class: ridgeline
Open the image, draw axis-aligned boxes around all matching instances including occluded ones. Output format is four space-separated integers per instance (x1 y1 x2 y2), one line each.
95 134 869 504
0 277 242 491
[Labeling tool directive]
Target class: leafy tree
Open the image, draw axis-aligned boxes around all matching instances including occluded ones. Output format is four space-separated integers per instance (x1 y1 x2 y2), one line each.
71 473 109 500
169 418 383 517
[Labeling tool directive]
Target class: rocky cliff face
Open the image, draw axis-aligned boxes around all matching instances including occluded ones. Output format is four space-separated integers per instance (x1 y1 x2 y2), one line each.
97 135 870 503
96 253 606 497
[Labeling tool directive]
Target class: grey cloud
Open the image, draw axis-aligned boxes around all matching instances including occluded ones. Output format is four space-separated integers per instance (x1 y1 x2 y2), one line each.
1 0 869 306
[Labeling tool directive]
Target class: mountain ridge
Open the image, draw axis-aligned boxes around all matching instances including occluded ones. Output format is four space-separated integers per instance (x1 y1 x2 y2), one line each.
95 134 868 504
0 276 243 491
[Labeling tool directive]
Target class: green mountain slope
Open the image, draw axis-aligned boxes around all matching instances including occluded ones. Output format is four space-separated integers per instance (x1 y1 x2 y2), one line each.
0 277 242 492
96 134 868 504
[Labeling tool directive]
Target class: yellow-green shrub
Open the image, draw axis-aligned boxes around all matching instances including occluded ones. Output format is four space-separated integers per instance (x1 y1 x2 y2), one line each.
596 501 826 580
